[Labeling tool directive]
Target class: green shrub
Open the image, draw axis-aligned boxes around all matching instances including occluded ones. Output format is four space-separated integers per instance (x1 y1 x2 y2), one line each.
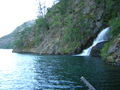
63 28 81 42
35 18 49 29
101 42 111 59
109 17 120 38
101 17 120 59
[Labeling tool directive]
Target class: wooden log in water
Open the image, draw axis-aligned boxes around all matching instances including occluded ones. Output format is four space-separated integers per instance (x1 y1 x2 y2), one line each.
80 76 96 90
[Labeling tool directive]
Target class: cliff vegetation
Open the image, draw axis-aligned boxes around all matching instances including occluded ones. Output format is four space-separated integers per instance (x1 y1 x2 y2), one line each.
0 0 120 64
13 0 105 54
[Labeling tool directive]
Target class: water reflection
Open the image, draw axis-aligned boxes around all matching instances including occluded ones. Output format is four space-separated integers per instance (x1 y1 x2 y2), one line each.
0 49 16 74
0 49 120 90
0 49 37 89
33 56 84 89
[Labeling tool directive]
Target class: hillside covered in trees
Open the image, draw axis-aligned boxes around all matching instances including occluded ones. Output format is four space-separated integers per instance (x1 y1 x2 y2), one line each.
0 0 120 64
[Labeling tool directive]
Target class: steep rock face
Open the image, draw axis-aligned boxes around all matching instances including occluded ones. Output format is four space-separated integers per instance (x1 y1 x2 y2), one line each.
91 42 106 57
107 34 120 63
101 16 120 64
13 0 105 55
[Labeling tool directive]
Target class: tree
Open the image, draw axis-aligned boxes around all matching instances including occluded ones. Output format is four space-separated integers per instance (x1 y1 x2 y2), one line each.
37 0 47 17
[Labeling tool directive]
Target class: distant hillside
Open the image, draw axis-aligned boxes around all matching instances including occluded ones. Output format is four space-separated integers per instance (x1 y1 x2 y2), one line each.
0 34 15 48
0 20 35 49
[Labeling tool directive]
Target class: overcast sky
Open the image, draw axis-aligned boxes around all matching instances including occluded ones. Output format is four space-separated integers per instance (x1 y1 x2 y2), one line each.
0 0 54 37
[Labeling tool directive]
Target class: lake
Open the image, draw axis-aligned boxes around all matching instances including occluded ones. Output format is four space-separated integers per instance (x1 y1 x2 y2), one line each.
0 49 120 90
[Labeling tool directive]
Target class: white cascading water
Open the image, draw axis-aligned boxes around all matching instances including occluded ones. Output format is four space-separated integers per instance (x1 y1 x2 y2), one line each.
77 27 110 56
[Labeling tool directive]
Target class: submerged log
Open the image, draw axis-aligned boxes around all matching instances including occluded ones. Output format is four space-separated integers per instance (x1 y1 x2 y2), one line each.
80 76 96 90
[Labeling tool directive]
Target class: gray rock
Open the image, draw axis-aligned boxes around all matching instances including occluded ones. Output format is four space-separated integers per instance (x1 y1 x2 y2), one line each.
91 42 106 57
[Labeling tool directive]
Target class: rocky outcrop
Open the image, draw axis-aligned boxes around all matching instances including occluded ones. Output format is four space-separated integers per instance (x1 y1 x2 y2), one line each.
1 0 120 62
91 42 106 57
13 0 106 55
107 34 120 63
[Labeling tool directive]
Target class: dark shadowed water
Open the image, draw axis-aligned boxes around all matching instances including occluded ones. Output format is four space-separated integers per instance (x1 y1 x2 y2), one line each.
0 49 120 90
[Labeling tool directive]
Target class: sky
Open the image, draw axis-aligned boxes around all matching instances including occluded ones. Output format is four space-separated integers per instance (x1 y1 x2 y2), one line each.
0 0 54 37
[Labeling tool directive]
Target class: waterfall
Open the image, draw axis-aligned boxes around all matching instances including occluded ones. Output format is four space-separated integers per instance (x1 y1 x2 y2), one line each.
77 27 110 56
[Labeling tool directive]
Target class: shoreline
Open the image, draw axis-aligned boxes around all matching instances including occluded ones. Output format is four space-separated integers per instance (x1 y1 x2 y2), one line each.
12 49 120 66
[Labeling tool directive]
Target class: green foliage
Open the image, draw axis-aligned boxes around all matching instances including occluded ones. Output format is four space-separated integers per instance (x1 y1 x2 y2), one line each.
15 27 32 48
101 17 120 60
64 15 73 26
63 13 91 43
34 33 41 46
60 42 80 54
101 42 111 59
57 0 69 15
95 0 120 24
109 17 120 38
63 28 81 42
34 17 49 46
100 0 120 60
14 38 24 48
14 0 120 55
35 17 49 29
104 0 120 23
14 16 49 49
50 16 62 27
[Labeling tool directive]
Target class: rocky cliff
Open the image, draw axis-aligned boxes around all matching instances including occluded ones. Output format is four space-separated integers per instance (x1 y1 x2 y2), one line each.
0 0 120 64
101 17 120 64
13 0 106 55
107 34 120 64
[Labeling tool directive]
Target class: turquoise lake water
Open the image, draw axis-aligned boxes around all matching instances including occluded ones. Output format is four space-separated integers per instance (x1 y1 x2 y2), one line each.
0 49 120 90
